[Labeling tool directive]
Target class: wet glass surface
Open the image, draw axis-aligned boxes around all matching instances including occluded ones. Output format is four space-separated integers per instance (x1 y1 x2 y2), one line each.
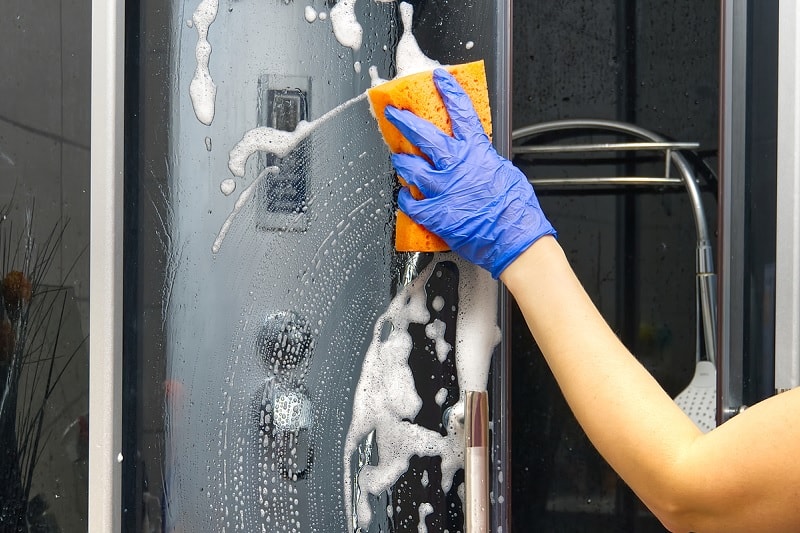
126 1 506 532
740 0 778 406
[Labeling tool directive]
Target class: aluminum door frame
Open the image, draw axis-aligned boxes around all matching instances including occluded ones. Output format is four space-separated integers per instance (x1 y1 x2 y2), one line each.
721 0 799 414
719 0 748 422
775 0 800 392
89 0 125 532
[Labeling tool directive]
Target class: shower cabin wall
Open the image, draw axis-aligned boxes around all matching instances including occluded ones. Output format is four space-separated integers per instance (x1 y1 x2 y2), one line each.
126 1 509 532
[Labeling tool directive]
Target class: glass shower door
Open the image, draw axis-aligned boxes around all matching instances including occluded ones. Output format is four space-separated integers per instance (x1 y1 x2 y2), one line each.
124 1 510 531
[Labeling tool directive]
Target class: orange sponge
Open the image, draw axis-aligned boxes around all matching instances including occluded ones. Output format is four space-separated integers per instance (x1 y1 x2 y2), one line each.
367 61 492 252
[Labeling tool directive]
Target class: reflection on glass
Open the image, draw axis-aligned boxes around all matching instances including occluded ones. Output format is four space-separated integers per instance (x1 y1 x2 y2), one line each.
0 2 91 531
128 1 505 532
510 1 719 531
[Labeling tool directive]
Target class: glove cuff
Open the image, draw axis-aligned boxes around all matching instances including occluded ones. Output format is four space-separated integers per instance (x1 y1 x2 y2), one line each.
490 225 557 279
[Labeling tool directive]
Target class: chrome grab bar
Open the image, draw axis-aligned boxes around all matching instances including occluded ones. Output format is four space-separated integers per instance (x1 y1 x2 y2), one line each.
530 176 683 188
514 141 699 154
512 119 717 367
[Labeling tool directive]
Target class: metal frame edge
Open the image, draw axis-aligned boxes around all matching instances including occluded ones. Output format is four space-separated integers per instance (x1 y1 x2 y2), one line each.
89 0 125 530
494 0 513 530
719 0 747 420
775 0 800 391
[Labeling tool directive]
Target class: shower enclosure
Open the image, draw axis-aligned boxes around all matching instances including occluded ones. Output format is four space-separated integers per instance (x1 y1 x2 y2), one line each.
114 1 511 531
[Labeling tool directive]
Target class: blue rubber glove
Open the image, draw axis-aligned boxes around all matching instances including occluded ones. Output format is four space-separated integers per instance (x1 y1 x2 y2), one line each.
384 68 556 279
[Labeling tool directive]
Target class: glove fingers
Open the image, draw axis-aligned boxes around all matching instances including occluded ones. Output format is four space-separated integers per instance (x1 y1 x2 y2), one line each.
384 107 455 166
391 153 449 198
433 68 486 141
397 187 437 224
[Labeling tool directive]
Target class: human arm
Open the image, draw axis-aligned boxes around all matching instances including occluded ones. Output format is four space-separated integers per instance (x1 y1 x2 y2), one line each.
385 67 800 532
502 236 800 533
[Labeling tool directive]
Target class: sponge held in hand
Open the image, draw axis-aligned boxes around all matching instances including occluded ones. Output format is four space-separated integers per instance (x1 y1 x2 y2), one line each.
367 61 493 252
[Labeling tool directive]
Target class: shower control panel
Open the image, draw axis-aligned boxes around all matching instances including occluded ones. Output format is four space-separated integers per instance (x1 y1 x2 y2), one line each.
256 74 311 231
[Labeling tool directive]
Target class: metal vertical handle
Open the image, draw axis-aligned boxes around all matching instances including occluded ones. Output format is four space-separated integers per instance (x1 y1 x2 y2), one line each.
465 390 489 533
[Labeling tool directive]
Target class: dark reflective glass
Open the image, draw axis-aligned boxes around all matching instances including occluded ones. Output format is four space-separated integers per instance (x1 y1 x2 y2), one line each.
511 1 719 530
0 2 91 531
741 0 778 406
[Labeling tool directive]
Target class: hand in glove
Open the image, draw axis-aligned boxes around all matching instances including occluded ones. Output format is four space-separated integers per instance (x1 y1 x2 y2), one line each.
384 68 556 279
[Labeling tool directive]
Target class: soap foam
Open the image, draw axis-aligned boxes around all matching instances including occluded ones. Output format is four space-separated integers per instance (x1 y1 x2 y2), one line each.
343 259 498 530
330 0 363 51
212 169 272 254
455 263 501 391
220 178 236 196
304 5 318 23
343 266 459 527
417 502 434 533
227 93 366 178
425 319 451 363
189 0 218 125
435 387 448 406
368 65 388 87
329 0 398 51
395 2 441 78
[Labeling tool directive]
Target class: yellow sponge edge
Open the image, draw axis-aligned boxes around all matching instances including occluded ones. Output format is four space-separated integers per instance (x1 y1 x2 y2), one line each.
367 61 492 252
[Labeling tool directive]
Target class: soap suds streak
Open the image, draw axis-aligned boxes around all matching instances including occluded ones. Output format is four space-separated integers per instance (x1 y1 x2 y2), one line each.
343 258 497 530
329 0 397 51
394 2 441 78
227 93 367 178
0 150 15 166
212 167 278 254
454 262 501 391
220 178 236 196
217 94 368 253
425 319 451 363
189 0 218 125
368 65 388 87
330 0 363 51
417 502 434 533
343 267 462 527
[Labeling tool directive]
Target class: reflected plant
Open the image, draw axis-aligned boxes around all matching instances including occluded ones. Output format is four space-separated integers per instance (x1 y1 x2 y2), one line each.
0 201 86 531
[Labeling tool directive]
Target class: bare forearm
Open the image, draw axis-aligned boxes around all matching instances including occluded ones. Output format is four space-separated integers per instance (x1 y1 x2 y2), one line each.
500 236 703 523
499 236 800 532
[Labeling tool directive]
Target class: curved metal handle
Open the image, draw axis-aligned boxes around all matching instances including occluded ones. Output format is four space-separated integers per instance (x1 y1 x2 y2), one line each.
513 118 718 369
465 390 489 533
